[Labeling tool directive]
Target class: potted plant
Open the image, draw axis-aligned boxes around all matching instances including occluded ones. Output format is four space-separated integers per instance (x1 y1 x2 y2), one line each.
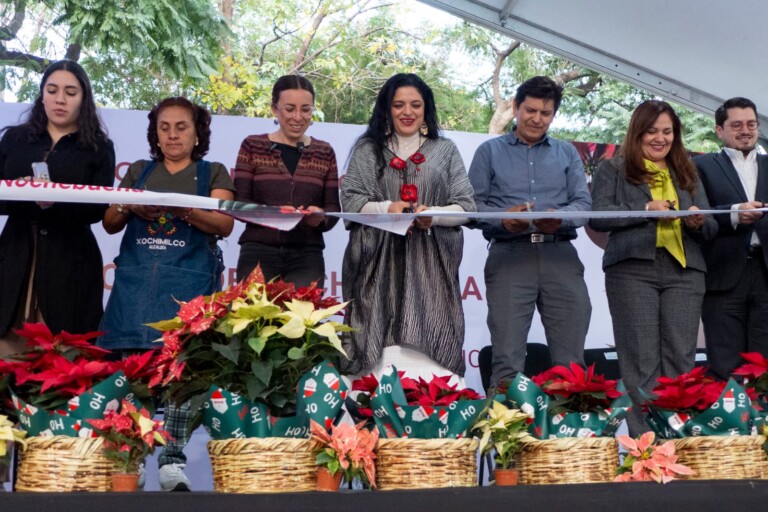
87 399 170 491
147 267 353 493
309 419 378 491
148 267 350 418
614 431 693 483
0 414 27 485
471 401 532 485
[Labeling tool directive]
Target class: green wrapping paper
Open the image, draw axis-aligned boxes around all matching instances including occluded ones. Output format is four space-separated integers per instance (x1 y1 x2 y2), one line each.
645 378 760 438
201 360 347 439
369 366 486 439
503 373 631 439
11 371 131 437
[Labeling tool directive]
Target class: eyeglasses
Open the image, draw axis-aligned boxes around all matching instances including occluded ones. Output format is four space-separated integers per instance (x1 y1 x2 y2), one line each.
274 104 314 119
726 120 759 131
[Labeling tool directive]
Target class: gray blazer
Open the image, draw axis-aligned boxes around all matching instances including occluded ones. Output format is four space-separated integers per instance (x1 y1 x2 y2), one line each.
589 157 718 271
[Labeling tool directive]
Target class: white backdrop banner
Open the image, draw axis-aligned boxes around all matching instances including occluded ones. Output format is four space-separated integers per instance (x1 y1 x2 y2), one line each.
0 103 624 393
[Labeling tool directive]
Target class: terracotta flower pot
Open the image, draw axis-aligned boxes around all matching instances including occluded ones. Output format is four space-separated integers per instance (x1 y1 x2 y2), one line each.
111 472 139 492
316 467 343 491
494 468 520 486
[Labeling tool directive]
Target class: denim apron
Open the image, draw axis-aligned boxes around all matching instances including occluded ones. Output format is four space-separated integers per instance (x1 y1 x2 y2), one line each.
98 160 224 350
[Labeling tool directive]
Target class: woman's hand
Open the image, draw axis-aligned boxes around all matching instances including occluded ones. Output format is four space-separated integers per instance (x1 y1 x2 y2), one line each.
131 204 163 221
414 204 432 230
646 199 679 221
300 205 325 228
684 205 704 230
387 201 411 213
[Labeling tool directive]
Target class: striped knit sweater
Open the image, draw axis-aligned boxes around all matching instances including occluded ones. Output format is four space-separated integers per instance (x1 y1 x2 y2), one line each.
233 133 340 248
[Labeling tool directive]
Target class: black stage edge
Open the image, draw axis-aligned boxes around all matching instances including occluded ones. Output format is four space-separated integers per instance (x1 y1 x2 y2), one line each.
1 481 767 512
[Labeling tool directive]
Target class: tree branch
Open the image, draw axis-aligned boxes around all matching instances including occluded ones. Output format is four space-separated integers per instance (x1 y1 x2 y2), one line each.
491 39 520 108
0 48 50 69
0 0 27 42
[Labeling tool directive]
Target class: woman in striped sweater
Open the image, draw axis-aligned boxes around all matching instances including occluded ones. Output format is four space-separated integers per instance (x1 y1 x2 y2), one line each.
233 75 340 288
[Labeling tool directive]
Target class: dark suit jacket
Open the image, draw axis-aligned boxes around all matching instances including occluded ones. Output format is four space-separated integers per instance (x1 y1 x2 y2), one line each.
0 127 115 335
694 150 768 291
590 157 718 271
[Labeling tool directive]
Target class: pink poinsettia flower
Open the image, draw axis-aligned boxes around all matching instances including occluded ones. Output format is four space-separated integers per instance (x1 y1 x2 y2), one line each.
615 432 694 483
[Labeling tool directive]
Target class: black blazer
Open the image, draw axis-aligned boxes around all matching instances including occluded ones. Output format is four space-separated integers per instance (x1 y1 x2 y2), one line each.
694 150 768 291
590 157 717 272
0 127 115 335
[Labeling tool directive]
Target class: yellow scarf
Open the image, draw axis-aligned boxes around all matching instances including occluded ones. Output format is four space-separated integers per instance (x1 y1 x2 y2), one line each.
646 159 685 267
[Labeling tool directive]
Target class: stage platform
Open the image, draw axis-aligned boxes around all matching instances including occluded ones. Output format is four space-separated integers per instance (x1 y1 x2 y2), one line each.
1 480 766 512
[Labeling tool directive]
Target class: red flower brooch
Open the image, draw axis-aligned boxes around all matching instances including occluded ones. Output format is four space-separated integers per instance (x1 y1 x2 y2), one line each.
401 184 418 203
389 152 426 172
389 157 407 171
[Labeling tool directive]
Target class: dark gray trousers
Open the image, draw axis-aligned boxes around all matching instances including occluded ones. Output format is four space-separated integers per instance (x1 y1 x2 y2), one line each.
606 249 704 436
485 240 591 387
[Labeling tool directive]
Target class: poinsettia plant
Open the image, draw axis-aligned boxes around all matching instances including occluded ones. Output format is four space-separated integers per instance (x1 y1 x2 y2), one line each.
0 414 26 458
310 419 378 488
734 352 768 403
0 323 160 416
614 431 694 483
87 399 170 473
471 401 532 470
400 374 482 406
648 366 727 412
148 266 351 417
531 362 623 414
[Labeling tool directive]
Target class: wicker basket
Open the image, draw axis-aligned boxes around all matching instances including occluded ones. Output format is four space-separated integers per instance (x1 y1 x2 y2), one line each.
208 437 320 493
375 438 478 490
517 436 618 484
672 435 766 480
16 436 113 492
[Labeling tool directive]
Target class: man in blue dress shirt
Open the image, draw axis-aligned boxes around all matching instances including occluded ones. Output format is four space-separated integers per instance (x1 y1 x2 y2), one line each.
469 76 592 388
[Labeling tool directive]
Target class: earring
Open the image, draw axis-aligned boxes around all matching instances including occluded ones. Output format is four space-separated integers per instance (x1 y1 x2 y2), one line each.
195 139 199 146
385 121 392 137
274 119 279 125
419 123 428 136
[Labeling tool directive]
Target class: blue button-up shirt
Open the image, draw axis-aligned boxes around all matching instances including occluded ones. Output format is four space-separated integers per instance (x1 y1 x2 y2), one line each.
468 130 591 241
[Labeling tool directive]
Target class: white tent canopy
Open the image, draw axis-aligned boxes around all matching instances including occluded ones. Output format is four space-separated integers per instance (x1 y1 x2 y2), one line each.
420 0 768 142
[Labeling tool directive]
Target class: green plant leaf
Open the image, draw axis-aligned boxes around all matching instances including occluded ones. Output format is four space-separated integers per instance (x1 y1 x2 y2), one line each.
287 347 305 360
251 360 273 386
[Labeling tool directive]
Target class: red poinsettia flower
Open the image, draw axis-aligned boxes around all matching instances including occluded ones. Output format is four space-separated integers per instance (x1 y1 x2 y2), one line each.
13 322 108 357
400 374 481 407
734 352 768 399
29 357 113 396
176 295 229 334
409 152 426 165
401 183 418 203
532 362 622 413
390 157 407 171
352 374 380 395
649 367 725 412
120 350 160 381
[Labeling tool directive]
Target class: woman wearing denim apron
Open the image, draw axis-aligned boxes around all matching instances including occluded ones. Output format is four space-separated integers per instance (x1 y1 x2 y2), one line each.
98 97 235 491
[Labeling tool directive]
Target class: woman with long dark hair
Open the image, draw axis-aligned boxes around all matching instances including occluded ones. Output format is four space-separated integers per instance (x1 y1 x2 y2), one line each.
590 100 717 435
0 60 115 357
234 75 340 287
340 73 476 379
98 96 235 491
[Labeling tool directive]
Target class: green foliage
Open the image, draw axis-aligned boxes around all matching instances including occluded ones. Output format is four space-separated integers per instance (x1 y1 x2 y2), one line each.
59 0 230 78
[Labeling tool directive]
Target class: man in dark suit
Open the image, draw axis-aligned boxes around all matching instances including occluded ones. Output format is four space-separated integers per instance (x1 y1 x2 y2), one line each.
694 97 768 379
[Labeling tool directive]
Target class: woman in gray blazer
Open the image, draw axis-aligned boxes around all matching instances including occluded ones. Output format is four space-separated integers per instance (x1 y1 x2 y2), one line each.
590 100 717 435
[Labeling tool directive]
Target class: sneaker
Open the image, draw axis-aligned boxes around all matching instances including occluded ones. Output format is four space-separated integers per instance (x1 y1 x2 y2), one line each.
137 462 146 489
159 463 191 491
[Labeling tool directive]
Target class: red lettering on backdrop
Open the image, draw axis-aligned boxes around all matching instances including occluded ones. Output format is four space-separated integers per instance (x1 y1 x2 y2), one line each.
103 263 116 291
462 276 483 301
327 271 342 297
227 268 238 288
467 349 480 368
115 162 131 182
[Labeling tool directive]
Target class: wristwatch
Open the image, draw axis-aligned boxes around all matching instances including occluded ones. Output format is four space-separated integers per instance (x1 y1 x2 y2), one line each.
115 204 129 214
